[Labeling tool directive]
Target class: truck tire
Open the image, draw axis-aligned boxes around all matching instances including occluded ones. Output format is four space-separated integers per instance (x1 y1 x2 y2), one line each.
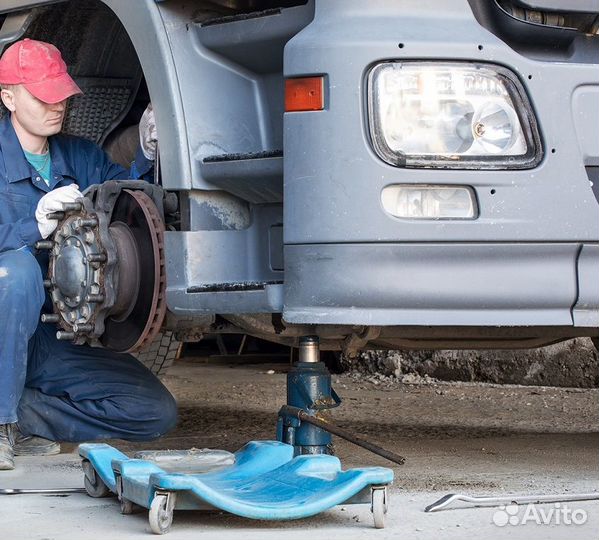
134 331 180 378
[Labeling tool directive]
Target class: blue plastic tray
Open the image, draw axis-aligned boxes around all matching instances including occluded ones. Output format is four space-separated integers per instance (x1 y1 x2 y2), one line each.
79 440 393 523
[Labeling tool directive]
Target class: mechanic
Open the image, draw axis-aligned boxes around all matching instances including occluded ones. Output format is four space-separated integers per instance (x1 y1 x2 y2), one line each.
0 39 177 471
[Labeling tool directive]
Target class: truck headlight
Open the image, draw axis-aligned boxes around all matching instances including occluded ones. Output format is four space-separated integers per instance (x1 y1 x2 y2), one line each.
367 62 542 169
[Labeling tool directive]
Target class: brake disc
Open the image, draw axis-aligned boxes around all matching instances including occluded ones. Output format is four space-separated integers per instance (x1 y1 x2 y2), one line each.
40 182 169 353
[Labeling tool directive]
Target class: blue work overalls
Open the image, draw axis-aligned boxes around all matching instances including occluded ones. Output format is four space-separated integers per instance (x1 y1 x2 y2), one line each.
0 115 177 441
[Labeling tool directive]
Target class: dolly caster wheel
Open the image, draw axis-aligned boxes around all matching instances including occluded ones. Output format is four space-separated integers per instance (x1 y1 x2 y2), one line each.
120 496 135 515
149 492 176 535
82 459 110 498
371 486 388 529
115 474 136 514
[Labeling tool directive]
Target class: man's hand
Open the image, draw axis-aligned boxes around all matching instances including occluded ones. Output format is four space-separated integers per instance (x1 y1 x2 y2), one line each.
139 103 157 161
35 184 83 239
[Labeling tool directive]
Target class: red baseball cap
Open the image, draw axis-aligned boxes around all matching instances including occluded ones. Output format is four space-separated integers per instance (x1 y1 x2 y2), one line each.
0 38 82 104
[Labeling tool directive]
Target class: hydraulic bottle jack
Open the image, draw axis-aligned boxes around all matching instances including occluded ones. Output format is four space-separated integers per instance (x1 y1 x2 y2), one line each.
277 336 405 465
276 336 341 455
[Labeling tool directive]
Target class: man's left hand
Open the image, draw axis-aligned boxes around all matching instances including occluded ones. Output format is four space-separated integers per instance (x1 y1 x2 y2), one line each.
139 103 157 161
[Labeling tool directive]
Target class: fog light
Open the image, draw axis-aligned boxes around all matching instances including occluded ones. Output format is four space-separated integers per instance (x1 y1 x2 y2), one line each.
381 185 477 219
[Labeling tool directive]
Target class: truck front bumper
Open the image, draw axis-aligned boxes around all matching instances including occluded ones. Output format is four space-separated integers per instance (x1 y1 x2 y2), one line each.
283 243 599 327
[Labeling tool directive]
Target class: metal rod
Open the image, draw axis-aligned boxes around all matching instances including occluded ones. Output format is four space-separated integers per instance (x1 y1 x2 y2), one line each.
424 492 599 513
77 218 98 229
298 335 320 363
0 488 87 495
34 240 54 250
87 253 107 263
62 201 82 212
237 334 247 356
73 323 94 333
56 331 76 341
279 405 405 466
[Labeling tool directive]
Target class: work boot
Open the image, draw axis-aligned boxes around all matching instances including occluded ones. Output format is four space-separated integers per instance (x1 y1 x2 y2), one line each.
0 423 15 470
13 426 60 456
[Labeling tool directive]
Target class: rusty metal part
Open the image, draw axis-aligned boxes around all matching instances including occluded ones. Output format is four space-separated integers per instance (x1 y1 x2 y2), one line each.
342 327 381 358
100 189 167 352
108 221 140 318
130 188 167 351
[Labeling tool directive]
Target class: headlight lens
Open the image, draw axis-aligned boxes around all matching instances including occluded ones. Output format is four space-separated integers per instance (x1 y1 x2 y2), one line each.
367 62 542 169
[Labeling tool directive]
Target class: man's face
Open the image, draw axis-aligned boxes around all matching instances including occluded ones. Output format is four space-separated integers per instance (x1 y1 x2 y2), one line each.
1 85 66 138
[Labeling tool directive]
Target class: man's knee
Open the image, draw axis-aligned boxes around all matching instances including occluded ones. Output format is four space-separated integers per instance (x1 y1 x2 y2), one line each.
0 250 44 331
151 389 178 437
0 250 44 305
132 386 177 440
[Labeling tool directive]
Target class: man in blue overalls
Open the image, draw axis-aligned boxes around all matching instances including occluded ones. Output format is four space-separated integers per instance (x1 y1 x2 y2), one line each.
0 39 177 470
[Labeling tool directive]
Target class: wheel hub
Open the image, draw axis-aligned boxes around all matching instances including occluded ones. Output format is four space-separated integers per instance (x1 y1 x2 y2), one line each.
41 183 168 353
54 239 88 301
50 216 105 326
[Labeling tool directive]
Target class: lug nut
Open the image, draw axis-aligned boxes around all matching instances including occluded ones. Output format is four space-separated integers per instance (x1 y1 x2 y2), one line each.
87 253 107 263
35 240 54 250
56 331 76 341
41 313 60 323
85 294 105 303
73 323 94 333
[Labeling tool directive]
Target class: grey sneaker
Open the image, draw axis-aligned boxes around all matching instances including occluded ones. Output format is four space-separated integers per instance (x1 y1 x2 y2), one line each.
13 427 60 456
0 424 15 470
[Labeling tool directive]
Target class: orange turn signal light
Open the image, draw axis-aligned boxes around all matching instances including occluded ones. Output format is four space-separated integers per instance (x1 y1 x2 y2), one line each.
285 76 325 112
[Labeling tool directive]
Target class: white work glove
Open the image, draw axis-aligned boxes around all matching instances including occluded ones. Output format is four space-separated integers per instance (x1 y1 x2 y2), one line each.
35 184 83 239
139 103 157 161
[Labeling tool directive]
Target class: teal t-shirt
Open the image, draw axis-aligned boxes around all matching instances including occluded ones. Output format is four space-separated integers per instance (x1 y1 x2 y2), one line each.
24 149 52 186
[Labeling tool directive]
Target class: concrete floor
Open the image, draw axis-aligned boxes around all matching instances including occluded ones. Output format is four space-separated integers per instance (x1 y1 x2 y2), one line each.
1 359 598 539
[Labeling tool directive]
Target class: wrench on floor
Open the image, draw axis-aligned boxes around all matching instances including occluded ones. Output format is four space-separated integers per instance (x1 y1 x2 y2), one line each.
0 488 86 495
425 492 599 512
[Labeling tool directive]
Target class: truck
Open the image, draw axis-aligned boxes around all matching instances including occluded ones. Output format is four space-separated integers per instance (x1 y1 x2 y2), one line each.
2 0 598 375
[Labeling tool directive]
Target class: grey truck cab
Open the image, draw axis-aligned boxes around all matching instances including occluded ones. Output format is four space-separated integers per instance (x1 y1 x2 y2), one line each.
1 0 598 373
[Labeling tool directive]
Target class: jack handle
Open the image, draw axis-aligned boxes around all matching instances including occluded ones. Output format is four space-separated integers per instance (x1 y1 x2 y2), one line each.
279 405 405 466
